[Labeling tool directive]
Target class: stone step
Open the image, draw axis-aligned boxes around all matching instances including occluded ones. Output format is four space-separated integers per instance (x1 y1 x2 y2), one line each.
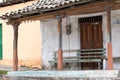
4 70 120 80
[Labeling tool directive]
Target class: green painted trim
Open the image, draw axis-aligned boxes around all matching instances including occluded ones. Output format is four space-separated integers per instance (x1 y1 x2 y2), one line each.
0 24 2 60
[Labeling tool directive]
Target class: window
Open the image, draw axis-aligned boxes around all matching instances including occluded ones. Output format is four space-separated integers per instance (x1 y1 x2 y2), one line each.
0 24 2 60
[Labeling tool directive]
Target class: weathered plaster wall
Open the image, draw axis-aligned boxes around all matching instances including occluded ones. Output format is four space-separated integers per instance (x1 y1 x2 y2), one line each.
40 13 107 69
41 10 120 69
0 0 42 68
111 9 120 69
112 10 120 57
40 17 80 69
40 20 58 69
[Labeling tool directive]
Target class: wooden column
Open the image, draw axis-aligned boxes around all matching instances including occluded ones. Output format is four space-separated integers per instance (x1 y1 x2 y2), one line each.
12 23 20 71
57 17 63 70
107 8 113 70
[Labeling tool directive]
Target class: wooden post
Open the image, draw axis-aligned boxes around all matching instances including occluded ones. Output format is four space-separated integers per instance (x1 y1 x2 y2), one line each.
57 17 63 70
12 22 20 71
107 8 113 70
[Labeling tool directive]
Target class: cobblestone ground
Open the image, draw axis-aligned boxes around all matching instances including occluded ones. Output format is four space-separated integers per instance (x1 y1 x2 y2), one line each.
0 65 40 71
0 65 40 80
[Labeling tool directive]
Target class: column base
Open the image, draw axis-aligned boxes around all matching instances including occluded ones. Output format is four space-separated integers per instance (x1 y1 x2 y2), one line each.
107 42 113 70
57 49 63 70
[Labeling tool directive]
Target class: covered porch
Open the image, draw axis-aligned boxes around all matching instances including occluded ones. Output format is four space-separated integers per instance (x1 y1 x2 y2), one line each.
0 0 120 71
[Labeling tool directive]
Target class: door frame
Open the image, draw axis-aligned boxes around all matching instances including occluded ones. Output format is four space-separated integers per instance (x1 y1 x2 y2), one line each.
78 15 104 70
79 15 104 49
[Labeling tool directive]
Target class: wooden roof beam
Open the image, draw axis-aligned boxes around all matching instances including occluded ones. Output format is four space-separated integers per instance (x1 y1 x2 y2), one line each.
8 0 117 23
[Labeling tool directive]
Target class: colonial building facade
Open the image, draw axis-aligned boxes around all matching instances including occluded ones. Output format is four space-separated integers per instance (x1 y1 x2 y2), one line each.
0 0 42 68
0 0 120 70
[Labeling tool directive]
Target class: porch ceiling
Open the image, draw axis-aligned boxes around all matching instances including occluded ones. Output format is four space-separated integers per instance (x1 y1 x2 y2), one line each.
0 0 120 23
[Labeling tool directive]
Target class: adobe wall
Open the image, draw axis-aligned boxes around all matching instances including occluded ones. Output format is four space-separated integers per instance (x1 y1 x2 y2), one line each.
0 0 42 68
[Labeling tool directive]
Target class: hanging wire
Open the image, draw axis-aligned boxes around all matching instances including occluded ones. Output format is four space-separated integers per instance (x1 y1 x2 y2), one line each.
68 34 70 58
66 16 71 58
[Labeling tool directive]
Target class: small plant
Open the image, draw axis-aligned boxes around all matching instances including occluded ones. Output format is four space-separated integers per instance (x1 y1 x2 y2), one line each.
0 70 8 74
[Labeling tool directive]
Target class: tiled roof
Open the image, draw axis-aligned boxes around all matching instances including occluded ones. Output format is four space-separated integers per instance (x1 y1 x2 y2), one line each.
0 0 101 20
0 0 33 7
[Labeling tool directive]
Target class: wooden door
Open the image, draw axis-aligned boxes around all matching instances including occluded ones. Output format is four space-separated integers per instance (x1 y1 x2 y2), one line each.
80 16 103 49
79 16 103 70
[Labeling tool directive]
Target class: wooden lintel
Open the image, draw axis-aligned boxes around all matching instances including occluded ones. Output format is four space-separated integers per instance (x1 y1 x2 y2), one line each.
112 2 120 10
8 0 117 23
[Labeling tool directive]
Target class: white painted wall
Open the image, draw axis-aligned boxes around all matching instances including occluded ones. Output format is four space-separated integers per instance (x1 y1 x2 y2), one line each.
112 10 120 57
40 20 58 69
40 9 120 69
40 17 80 69
40 13 106 69
111 9 120 69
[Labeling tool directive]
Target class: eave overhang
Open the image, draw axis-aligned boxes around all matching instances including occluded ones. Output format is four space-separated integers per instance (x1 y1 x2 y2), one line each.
1 0 120 23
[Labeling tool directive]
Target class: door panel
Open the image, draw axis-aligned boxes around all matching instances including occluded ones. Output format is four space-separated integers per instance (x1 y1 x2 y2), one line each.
79 16 103 70
80 16 103 49
80 22 93 49
92 21 103 48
